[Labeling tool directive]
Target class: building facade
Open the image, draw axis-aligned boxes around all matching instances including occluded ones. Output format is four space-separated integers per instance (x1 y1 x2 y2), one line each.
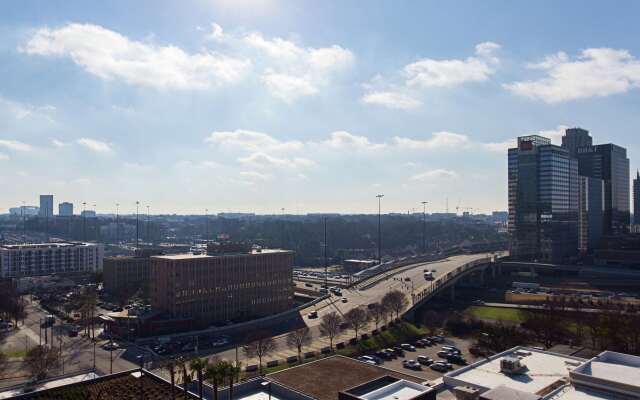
58 202 74 216
150 248 293 325
508 135 579 262
578 176 604 253
0 242 104 278
39 195 54 218
103 249 162 298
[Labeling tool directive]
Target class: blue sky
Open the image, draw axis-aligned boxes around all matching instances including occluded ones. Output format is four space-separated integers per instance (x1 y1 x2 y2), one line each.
1 0 639 215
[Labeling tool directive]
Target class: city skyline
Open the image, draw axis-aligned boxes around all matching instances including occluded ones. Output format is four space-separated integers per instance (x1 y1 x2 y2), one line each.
1 1 640 214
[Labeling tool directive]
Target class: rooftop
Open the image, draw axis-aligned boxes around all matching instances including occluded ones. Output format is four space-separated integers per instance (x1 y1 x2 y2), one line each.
268 356 425 400
0 242 97 250
443 347 584 396
569 351 640 398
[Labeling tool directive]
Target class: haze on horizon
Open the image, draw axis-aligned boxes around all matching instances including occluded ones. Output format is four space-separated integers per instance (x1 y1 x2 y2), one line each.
1 0 639 215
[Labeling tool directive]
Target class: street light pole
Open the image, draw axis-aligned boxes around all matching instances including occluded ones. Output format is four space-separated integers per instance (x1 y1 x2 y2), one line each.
376 194 384 263
146 205 150 242
135 201 140 248
205 208 209 241
323 217 328 290
422 201 428 254
22 201 26 244
82 202 87 241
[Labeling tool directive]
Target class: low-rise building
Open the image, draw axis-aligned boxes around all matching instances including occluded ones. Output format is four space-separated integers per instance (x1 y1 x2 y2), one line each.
149 246 293 326
0 242 103 278
103 249 159 298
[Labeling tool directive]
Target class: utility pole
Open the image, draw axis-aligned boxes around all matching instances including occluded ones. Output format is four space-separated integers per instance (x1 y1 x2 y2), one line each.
377 194 383 263
135 201 140 248
422 201 428 254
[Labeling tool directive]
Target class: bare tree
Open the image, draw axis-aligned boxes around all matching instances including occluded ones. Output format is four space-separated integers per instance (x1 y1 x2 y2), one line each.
381 290 408 319
344 307 369 340
367 303 385 330
242 333 277 374
286 327 312 363
25 345 60 381
319 311 343 350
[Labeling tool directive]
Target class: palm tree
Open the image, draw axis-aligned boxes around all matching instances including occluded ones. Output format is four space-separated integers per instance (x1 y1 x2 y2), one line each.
204 360 226 400
227 362 242 400
163 359 177 400
176 357 191 400
190 358 208 399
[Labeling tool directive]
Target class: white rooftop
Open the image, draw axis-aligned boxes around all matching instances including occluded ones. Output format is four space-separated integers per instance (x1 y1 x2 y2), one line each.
443 347 584 396
237 391 283 400
546 385 621 400
569 351 640 398
361 380 430 400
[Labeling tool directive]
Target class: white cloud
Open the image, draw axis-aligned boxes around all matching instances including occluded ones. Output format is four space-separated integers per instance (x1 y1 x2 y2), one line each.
206 23 226 42
504 48 640 103
22 23 251 90
77 138 112 154
410 169 458 181
240 170 271 181
0 153 8 161
404 41 500 88
175 160 221 170
535 125 568 145
322 131 386 151
481 139 516 153
394 131 469 150
0 96 56 122
240 30 354 101
0 139 33 152
361 91 421 110
205 129 302 152
238 152 314 169
51 139 68 148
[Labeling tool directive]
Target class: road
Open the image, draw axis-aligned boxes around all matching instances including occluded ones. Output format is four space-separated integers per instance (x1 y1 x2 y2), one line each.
189 253 492 368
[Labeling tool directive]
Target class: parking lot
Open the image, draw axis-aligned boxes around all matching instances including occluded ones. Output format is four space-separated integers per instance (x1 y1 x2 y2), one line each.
358 335 478 381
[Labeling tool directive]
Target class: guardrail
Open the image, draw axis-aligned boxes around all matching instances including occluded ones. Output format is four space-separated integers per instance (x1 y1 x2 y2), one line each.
406 256 493 314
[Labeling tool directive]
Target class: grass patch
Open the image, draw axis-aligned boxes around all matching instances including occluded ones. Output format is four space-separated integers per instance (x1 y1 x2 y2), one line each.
263 363 293 374
338 321 427 357
466 306 524 323
1 349 27 358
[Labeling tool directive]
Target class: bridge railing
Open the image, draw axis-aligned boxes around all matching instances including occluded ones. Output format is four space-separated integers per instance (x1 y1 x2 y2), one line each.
406 256 492 314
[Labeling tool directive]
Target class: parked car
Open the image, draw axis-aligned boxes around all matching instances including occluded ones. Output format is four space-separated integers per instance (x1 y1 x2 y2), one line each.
400 343 416 351
430 362 450 372
402 360 421 370
414 340 425 348
392 346 405 356
376 350 393 360
417 356 433 365
307 311 318 319
437 350 454 359
441 345 461 354
433 335 445 343
446 353 467 365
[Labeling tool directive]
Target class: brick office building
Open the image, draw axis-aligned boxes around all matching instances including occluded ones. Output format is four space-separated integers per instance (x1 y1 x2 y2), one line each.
150 246 293 326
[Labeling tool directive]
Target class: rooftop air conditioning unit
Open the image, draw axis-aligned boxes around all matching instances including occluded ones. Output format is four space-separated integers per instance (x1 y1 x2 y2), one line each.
500 357 527 375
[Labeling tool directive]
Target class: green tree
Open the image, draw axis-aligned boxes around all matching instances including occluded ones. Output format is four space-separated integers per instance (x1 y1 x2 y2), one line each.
189 357 208 399
204 359 227 400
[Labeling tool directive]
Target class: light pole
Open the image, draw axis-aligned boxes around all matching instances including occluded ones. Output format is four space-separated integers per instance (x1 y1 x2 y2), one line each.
323 217 328 290
146 205 150 242
422 201 429 254
135 201 140 248
93 204 97 241
82 202 87 241
376 194 384 263
22 201 26 243
116 203 120 244
205 208 209 241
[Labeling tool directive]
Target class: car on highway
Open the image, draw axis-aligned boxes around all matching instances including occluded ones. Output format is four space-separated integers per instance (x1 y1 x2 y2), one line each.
307 311 318 319
341 298 348 303
402 360 421 370
102 342 120 351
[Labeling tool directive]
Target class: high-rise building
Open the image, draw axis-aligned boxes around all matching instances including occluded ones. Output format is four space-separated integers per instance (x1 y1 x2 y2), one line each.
578 176 604 253
0 242 104 278
634 170 640 225
150 244 293 325
508 135 579 262
562 127 593 157
562 130 630 235
39 195 54 218
58 202 74 216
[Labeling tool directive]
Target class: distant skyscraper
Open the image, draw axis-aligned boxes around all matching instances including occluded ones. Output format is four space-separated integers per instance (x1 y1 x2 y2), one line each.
562 127 593 158
59 202 74 216
508 135 579 262
39 195 54 217
578 176 604 253
634 170 640 225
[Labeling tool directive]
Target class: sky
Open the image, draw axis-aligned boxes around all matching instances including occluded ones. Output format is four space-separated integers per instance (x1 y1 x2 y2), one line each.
1 0 639 215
